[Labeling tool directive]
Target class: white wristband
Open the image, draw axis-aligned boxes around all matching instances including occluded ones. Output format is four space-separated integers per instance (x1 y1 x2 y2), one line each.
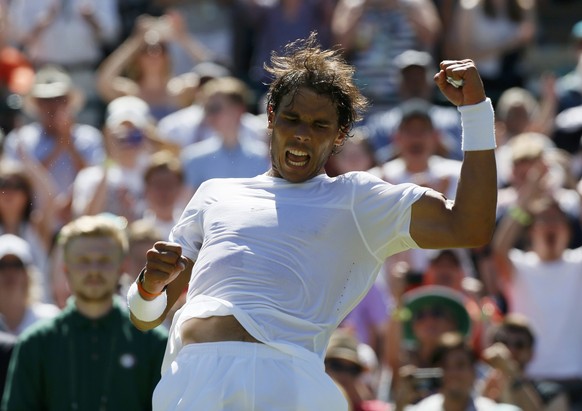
127 281 167 322
458 98 496 151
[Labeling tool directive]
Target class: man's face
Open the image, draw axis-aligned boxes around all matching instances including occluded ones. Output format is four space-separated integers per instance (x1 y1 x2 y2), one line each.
0 256 28 299
496 330 533 369
268 87 345 183
531 205 571 256
441 348 475 399
412 304 458 345
395 116 436 160
64 236 123 303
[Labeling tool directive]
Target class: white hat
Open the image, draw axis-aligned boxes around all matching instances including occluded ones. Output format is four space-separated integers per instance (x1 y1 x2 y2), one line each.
0 234 33 266
105 96 152 129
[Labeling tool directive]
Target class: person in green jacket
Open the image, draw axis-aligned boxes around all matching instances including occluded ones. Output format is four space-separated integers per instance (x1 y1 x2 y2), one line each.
1 214 168 411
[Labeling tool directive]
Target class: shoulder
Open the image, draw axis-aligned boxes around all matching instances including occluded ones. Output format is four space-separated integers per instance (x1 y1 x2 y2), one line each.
158 105 203 130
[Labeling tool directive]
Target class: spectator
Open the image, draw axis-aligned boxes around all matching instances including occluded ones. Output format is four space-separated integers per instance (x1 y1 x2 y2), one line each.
0 234 60 336
326 328 390 411
242 0 335 95
481 313 570 411
395 332 520 410
491 192 582 409
368 99 462 273
555 20 582 113
1 215 167 411
331 0 441 110
363 50 462 162
154 0 237 73
325 129 378 177
384 285 472 400
2 65 105 212
0 160 56 278
180 76 270 193
96 12 211 120
70 96 159 222
447 0 536 105
141 150 187 240
6 0 121 125
494 84 559 185
156 62 266 149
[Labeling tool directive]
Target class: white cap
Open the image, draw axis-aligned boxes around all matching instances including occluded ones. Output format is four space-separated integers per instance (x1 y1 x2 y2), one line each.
0 234 33 265
105 96 152 129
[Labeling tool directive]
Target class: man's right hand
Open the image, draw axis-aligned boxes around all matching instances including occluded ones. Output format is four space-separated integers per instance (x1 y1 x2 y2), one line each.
143 241 187 296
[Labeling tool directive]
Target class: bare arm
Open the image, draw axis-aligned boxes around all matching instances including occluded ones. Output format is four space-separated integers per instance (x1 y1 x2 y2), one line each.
129 241 193 331
410 60 497 249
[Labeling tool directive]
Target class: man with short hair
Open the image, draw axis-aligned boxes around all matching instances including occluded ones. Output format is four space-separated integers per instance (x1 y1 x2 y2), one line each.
128 35 498 410
1 215 167 411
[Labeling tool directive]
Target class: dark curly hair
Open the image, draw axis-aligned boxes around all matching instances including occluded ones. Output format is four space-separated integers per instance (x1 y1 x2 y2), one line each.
264 32 369 137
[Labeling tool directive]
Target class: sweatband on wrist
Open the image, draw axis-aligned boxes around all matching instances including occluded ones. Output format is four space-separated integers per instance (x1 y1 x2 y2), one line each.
127 281 167 322
458 98 496 151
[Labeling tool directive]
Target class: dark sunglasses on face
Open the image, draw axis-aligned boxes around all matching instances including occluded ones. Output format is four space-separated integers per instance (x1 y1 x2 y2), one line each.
325 359 363 376
116 128 144 147
0 260 26 270
413 306 449 321
495 337 530 350
205 102 226 115
0 179 27 191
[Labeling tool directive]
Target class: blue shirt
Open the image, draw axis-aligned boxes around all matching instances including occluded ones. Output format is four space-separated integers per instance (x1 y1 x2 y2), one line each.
181 135 270 190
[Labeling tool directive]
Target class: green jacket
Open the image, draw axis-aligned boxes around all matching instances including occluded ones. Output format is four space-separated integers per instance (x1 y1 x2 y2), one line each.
1 296 168 411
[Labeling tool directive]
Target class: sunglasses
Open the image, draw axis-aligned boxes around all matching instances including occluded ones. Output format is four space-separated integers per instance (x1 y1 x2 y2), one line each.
116 128 144 147
325 359 363 376
0 179 27 191
413 306 449 321
205 102 227 115
0 260 26 270
495 337 530 350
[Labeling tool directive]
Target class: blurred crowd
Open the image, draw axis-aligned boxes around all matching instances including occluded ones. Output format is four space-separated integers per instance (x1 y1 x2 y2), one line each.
1 0 582 410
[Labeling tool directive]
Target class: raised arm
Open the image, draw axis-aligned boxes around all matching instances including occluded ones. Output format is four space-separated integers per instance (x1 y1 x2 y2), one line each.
128 241 193 331
410 60 497 249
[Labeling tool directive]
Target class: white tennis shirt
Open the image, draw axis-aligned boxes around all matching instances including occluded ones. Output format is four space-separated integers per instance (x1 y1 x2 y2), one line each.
164 171 429 371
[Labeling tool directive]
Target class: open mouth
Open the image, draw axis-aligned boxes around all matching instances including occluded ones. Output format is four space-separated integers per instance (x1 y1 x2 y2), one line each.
286 149 310 167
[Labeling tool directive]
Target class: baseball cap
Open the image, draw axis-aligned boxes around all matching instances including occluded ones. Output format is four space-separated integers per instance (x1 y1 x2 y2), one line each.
105 96 152 129
401 285 471 344
398 98 433 125
0 234 33 266
394 50 433 70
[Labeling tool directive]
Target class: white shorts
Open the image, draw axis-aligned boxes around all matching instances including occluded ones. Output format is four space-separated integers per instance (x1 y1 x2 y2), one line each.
152 341 348 411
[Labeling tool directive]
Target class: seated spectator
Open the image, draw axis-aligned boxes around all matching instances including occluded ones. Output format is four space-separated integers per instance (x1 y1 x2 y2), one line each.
6 0 122 126
384 285 472 400
395 332 520 410
2 65 105 220
0 234 60 336
71 96 160 222
180 77 270 193
0 160 56 279
481 313 570 411
156 62 266 148
96 12 211 120
368 100 462 273
363 50 462 162
326 328 391 411
325 130 378 177
140 150 187 240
